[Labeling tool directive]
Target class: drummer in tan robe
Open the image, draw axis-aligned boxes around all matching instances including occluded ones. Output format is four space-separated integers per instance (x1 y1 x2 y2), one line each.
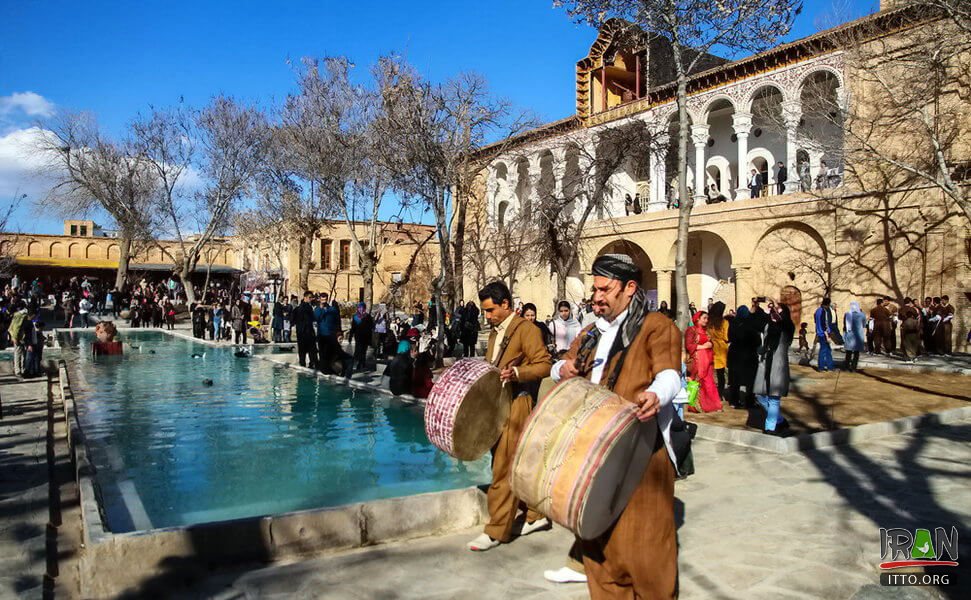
468 280 553 551
549 254 682 598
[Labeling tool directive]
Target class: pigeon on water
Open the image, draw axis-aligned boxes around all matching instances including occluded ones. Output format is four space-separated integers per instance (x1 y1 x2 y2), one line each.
202 378 214 386
130 345 140 350
191 353 206 359
234 347 251 358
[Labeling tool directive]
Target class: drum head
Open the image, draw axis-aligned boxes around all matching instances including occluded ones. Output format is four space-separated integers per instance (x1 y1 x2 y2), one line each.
576 421 657 540
451 371 510 461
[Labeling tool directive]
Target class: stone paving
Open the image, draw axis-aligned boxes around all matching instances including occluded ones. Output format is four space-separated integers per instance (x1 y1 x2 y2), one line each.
0 366 50 599
185 418 971 599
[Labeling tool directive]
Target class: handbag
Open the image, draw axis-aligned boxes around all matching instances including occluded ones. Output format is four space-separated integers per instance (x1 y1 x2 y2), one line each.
685 379 700 411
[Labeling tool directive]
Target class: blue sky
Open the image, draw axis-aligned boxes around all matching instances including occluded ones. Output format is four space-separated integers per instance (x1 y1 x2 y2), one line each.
0 0 879 234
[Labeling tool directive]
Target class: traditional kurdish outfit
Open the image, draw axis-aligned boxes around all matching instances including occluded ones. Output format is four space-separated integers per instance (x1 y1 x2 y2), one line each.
481 313 551 543
685 314 721 413
551 256 682 599
934 302 955 355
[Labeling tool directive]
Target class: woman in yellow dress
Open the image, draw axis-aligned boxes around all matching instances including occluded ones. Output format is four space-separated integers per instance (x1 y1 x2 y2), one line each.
708 301 730 401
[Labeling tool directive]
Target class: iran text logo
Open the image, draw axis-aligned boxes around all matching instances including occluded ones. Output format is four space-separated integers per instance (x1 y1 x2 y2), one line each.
879 527 959 569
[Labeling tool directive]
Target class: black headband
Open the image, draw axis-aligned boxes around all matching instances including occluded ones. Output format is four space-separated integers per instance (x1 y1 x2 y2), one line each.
591 253 641 284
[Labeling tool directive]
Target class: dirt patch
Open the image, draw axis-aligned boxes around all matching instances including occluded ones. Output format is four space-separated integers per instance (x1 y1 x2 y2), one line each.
689 365 970 434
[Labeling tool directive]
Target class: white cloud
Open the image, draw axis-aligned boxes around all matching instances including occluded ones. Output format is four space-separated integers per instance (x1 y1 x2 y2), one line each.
0 126 61 201
0 92 56 118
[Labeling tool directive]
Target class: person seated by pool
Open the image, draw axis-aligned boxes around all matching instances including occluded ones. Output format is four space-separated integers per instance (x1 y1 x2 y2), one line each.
332 333 354 377
249 325 270 344
92 321 124 356
385 340 415 396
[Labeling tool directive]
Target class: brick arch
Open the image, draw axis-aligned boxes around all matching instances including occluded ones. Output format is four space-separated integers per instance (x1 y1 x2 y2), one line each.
49 241 65 258
27 240 41 256
68 242 81 258
0 241 13 256
107 244 120 260
751 221 830 315
85 243 98 259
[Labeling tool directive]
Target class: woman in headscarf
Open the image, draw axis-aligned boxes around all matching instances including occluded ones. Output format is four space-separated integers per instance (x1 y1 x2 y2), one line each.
707 301 730 400
727 305 759 408
753 303 795 435
460 300 480 357
549 300 581 358
522 303 553 349
685 311 722 412
843 301 867 372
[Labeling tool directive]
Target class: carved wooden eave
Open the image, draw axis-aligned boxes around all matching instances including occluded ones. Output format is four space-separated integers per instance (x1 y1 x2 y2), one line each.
575 18 649 121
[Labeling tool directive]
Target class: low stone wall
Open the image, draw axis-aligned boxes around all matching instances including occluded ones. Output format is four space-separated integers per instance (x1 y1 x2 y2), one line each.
57 359 488 599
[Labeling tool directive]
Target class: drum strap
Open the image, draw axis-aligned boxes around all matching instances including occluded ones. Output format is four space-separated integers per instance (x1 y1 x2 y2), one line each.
492 319 525 368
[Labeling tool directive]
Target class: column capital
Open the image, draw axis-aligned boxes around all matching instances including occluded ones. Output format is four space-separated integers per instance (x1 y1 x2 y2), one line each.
732 111 753 135
690 123 710 147
653 267 676 274
731 263 752 273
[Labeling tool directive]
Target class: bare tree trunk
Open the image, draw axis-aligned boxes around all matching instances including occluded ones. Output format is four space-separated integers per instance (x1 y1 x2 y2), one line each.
452 196 468 304
115 231 133 291
556 270 568 303
361 256 375 308
674 74 693 330
298 235 313 294
180 260 197 305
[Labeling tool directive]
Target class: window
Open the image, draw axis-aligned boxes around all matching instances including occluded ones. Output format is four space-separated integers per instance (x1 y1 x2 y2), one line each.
79 225 87 236
392 272 402 283
70 225 77 236
321 239 332 270
339 240 351 270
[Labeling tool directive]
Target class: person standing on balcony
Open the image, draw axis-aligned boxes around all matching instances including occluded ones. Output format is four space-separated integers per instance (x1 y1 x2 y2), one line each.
748 169 762 198
775 161 787 195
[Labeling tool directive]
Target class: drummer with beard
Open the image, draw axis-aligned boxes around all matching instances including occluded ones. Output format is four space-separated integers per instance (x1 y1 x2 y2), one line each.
549 253 682 599
467 281 553 551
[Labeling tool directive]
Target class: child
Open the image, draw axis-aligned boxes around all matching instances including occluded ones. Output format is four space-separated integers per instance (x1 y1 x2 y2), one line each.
798 322 810 359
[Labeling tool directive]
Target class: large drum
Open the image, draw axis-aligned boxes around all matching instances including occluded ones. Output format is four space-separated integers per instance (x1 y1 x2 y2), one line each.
511 377 657 539
424 359 511 461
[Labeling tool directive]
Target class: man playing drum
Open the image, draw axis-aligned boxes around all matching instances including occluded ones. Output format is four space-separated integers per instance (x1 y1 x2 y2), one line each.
467 281 553 551
549 254 682 599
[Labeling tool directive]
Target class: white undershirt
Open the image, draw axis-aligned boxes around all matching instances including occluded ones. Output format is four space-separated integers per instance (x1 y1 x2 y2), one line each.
551 309 680 408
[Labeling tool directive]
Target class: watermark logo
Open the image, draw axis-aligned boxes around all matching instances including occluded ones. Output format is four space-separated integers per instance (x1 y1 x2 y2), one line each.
879 527 959 570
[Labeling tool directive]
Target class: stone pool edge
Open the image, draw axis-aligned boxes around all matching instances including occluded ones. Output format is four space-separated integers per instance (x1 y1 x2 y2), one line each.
56 359 487 599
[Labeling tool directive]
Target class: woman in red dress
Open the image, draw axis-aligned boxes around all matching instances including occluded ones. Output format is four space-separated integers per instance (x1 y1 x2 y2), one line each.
685 311 722 412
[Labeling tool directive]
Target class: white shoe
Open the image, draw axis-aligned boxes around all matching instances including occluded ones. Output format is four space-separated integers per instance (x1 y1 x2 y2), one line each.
544 567 587 583
467 533 500 551
519 517 551 536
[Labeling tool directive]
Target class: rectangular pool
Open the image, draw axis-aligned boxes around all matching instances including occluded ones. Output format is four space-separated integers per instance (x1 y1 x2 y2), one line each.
59 330 490 533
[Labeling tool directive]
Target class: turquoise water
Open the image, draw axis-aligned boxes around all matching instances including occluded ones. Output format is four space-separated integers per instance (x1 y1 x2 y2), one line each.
59 331 490 533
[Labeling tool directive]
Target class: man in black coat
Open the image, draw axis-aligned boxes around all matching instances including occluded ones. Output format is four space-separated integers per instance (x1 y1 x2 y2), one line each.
292 291 318 369
775 161 787 195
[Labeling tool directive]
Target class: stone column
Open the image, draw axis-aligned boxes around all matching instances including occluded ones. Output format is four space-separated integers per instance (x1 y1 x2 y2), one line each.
527 153 543 212
650 132 669 211
733 111 753 200
691 124 710 205
551 147 567 199
654 268 674 308
782 101 802 194
733 264 753 308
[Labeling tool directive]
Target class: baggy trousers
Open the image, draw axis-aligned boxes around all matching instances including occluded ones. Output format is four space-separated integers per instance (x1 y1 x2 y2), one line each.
484 392 543 542
581 436 677 599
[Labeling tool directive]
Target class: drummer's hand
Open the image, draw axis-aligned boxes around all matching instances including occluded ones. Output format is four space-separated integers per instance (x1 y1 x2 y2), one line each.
634 391 660 422
558 361 579 380
500 367 517 382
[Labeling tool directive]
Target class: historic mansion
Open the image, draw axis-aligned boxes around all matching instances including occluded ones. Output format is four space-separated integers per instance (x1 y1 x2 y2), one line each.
468 1 969 348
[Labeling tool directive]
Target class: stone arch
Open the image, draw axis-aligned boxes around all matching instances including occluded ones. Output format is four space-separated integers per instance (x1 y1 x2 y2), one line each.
752 222 829 318
797 66 844 98
49 241 65 258
68 242 81 258
0 241 11 256
85 243 98 259
225 248 236 265
497 200 511 230
706 155 732 195
702 95 737 122
666 230 735 311
537 150 555 201
595 239 657 293
744 82 788 112
26 240 41 257
747 147 776 186
107 244 120 260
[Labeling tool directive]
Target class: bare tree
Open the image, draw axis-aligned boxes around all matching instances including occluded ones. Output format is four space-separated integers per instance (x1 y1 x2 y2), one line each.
38 113 157 290
135 97 268 304
0 193 25 274
557 0 802 327
464 185 540 293
377 56 530 356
